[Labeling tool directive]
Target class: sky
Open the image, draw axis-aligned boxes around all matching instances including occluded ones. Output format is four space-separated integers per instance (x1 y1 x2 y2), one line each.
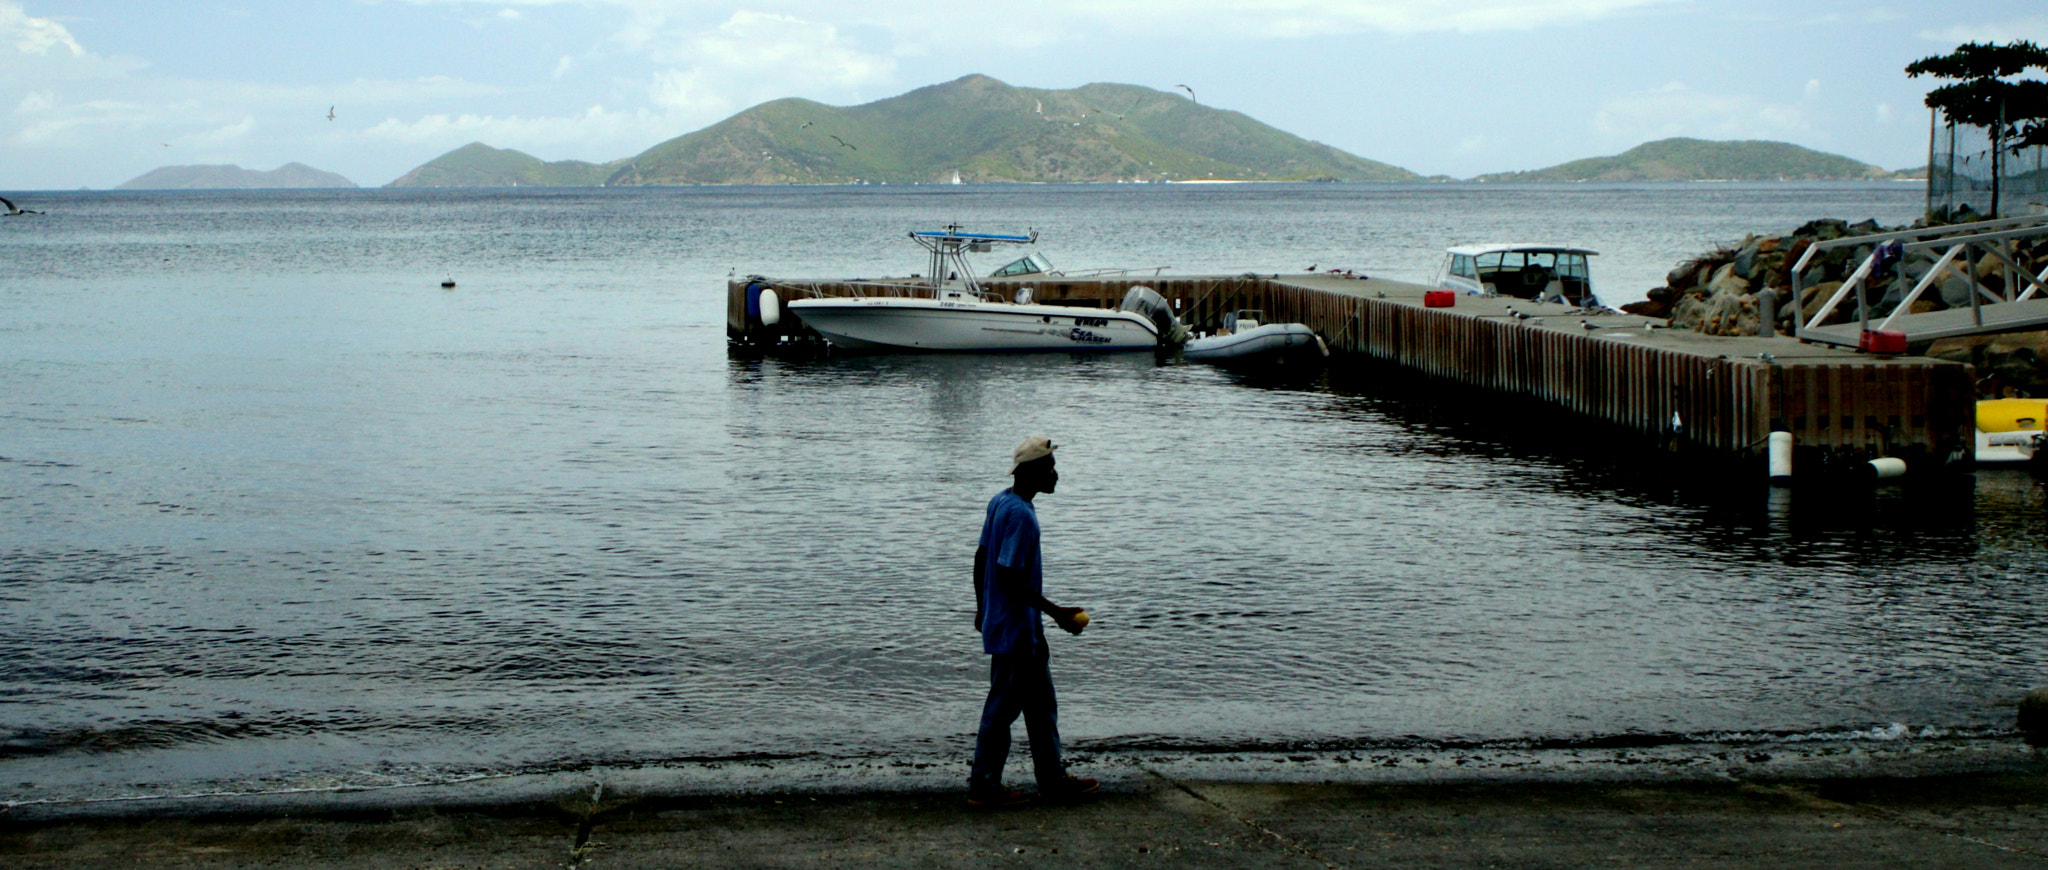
2 0 2044 190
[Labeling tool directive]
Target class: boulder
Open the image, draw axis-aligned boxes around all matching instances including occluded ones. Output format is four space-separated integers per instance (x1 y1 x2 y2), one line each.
1800 280 1846 325
1622 298 1673 319
1707 262 1751 297
1733 236 1761 281
1794 218 1850 241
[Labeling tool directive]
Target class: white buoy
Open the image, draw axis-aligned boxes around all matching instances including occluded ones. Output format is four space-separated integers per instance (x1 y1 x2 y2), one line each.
758 288 780 327
1768 431 1793 481
1867 457 1907 480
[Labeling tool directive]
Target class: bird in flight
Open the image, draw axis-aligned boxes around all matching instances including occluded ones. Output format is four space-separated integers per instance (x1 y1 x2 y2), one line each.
1176 84 1197 103
829 135 856 151
1 194 45 216
327 105 336 122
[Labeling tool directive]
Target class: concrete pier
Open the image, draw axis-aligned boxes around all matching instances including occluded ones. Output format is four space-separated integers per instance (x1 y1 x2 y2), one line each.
729 273 1976 468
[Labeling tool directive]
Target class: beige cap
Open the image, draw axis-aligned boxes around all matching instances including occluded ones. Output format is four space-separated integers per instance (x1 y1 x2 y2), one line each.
1012 435 1057 473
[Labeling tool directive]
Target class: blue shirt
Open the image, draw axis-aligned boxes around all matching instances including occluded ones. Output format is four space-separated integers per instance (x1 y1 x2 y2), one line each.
978 488 1044 655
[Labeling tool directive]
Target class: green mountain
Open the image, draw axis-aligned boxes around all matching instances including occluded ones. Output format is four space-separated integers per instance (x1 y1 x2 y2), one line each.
1473 138 1891 182
117 162 355 189
385 143 616 187
608 75 1417 184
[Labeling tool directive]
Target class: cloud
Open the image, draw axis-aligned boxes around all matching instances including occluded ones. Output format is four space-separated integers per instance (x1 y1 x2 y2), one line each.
644 10 895 96
1803 79 1820 99
360 103 679 154
0 1 82 55
1592 82 1810 143
7 97 152 145
415 0 1680 38
185 115 257 147
1918 15 2048 45
1876 103 1893 124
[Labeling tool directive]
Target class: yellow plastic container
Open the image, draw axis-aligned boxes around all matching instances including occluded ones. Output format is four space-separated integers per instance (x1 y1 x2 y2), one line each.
1978 398 2048 433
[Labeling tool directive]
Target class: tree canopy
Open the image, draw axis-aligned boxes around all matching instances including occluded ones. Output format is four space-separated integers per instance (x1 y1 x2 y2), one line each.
1908 41 2048 150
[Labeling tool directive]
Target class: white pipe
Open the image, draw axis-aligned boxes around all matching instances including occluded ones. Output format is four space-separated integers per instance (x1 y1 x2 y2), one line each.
1867 457 1907 480
1768 432 1793 481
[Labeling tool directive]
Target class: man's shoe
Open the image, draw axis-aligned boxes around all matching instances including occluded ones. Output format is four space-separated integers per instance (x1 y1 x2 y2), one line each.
1040 775 1099 802
967 787 1032 810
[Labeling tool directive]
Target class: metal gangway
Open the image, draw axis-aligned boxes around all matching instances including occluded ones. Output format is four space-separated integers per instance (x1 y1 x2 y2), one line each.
1795 213 2048 348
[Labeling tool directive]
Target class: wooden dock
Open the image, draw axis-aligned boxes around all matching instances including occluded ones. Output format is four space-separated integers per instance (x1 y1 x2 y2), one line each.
730 274 1976 468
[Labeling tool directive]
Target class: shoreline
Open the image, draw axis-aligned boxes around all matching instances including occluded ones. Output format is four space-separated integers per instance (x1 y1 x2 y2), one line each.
6 733 2035 824
7 750 2047 867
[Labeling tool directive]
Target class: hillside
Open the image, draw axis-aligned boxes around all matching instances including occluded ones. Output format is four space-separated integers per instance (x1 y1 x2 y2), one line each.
117 162 356 190
1472 138 1891 182
385 143 616 187
610 76 1417 185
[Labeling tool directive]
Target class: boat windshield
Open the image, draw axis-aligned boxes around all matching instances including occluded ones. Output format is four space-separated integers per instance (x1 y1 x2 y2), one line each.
990 252 1055 278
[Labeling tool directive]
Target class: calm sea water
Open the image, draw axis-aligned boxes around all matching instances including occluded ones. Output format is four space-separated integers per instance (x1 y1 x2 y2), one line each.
9 182 2045 804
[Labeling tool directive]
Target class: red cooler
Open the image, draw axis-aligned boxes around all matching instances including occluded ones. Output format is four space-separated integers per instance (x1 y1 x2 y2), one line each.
1424 290 1455 308
1859 329 1907 354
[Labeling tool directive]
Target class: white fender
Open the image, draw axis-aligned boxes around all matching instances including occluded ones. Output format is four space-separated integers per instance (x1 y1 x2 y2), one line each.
758 288 780 327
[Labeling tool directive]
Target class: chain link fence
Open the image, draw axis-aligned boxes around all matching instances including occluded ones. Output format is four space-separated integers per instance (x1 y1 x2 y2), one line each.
1929 107 2048 219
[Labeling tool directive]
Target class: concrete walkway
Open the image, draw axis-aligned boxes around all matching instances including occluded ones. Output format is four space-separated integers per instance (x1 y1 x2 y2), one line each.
9 772 2048 868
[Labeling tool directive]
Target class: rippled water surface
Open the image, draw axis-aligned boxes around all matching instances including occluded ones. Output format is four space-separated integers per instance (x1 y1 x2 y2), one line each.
7 183 2045 801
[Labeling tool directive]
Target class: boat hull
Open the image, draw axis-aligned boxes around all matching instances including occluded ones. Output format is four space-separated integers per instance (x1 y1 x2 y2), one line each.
788 297 1160 352
1182 323 1325 365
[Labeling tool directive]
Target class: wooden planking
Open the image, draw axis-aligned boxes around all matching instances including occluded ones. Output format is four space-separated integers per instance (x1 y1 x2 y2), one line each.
729 274 1972 460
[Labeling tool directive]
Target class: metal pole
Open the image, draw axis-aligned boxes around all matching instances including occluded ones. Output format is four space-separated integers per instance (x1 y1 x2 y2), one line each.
1969 244 1983 328
1927 106 1938 219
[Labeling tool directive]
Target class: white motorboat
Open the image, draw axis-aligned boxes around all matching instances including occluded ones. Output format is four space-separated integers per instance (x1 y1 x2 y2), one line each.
787 226 1181 353
1182 310 1327 366
1434 244 1603 308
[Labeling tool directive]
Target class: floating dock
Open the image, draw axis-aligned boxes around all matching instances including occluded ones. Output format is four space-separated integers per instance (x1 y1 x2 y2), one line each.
730 274 1976 469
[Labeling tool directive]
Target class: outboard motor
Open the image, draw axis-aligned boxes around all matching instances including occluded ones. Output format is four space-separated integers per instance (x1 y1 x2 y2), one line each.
1119 285 1188 346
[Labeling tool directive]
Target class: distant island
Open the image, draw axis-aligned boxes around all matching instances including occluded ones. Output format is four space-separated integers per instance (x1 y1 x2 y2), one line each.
1471 138 1902 183
117 162 356 190
385 144 615 187
389 75 1419 187
383 77 1918 188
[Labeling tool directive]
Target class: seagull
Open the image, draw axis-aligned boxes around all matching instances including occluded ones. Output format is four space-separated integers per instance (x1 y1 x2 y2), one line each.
1305 264 1316 272
1176 84 1197 103
1757 352 1778 364
829 135 856 150
0 195 43 216
327 105 335 122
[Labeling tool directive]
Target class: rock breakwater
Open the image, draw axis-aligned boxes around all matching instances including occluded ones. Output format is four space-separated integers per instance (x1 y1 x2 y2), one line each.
1626 217 2048 397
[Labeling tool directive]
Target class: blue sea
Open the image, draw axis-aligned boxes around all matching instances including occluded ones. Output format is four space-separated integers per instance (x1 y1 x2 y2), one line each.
9 181 2045 807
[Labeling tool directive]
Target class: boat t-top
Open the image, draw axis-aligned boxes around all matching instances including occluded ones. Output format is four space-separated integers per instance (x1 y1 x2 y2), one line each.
1435 244 1601 308
786 225 1180 352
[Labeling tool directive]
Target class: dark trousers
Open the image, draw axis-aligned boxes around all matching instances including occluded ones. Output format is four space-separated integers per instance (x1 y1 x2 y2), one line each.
969 646 1062 792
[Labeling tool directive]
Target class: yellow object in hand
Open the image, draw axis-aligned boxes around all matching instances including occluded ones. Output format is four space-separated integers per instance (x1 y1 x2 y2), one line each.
1072 610 1090 628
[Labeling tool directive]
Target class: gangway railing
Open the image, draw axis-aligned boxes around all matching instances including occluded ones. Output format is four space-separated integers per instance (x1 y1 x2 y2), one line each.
1794 214 2048 347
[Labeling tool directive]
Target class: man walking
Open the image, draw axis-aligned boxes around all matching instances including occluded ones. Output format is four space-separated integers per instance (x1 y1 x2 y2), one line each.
968 435 1098 809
